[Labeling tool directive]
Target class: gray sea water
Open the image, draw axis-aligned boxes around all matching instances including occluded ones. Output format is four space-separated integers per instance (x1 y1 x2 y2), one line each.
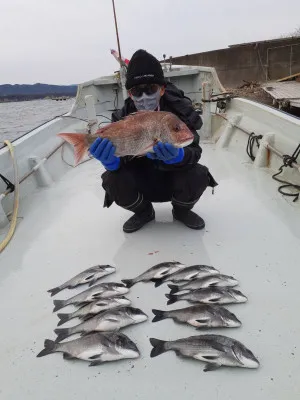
0 98 74 145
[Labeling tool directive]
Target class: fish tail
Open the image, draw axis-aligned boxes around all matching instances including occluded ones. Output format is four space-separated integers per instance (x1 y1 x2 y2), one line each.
53 299 67 312
121 279 134 288
54 327 71 342
149 338 167 358
36 339 57 357
168 284 179 294
57 313 72 326
47 286 62 297
152 309 167 323
165 293 177 305
154 279 164 288
58 133 89 165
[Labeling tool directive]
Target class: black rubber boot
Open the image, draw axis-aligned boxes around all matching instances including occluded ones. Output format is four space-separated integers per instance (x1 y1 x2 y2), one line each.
123 202 155 233
172 207 205 230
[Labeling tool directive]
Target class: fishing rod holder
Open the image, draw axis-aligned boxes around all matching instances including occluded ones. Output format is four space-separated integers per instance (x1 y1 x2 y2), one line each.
28 156 53 187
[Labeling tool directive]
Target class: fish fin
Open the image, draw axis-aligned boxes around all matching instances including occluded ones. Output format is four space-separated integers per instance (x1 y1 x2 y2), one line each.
36 339 56 357
121 279 134 288
152 309 166 323
168 284 179 294
57 313 72 326
207 297 221 303
54 328 70 342
92 293 105 300
165 293 177 305
53 299 66 312
58 133 89 165
203 363 221 372
96 300 110 306
63 353 75 360
104 317 119 323
47 287 62 297
81 314 95 322
89 360 104 366
89 354 102 360
88 277 100 287
154 279 164 288
195 318 210 325
149 338 167 358
160 268 172 276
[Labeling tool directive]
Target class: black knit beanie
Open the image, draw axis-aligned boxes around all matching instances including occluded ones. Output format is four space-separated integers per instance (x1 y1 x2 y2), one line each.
125 49 165 90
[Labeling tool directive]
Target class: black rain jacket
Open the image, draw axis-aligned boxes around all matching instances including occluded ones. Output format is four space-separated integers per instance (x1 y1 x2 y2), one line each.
111 82 203 171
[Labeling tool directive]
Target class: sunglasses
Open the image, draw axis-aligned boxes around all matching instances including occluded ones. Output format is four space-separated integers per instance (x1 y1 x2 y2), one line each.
129 84 160 98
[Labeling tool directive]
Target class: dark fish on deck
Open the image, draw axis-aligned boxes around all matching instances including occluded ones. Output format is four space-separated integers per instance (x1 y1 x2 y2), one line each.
53 282 129 312
166 287 247 305
47 265 116 296
122 261 185 288
55 307 148 342
57 296 131 326
154 265 219 287
58 111 194 165
152 304 241 328
168 274 238 294
149 334 259 371
37 332 140 366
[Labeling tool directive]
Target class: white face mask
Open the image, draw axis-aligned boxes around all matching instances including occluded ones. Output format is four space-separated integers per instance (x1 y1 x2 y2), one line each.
132 90 161 111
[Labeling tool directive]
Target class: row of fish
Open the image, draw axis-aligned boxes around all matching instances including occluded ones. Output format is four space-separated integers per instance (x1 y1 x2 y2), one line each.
37 332 259 371
38 264 148 365
121 261 259 371
122 262 247 307
37 261 259 371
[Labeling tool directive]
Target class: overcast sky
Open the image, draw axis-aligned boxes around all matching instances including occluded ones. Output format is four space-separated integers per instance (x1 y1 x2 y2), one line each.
1 0 299 84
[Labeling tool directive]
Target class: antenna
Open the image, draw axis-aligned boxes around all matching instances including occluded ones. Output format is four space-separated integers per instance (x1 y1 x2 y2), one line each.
111 0 128 100
112 0 123 68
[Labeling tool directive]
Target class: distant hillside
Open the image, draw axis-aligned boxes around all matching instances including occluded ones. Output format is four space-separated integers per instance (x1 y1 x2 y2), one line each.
0 83 77 101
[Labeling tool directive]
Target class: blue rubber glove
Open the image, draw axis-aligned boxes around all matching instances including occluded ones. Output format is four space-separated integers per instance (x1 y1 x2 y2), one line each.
146 142 184 164
89 138 120 171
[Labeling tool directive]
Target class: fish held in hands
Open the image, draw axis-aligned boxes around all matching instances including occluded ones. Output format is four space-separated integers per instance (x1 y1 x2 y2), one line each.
58 111 194 165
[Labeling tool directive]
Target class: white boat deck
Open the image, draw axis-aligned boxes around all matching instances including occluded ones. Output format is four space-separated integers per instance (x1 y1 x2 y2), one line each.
1 144 300 400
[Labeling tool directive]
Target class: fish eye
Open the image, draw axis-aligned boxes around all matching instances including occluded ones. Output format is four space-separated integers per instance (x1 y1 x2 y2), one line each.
174 124 181 132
